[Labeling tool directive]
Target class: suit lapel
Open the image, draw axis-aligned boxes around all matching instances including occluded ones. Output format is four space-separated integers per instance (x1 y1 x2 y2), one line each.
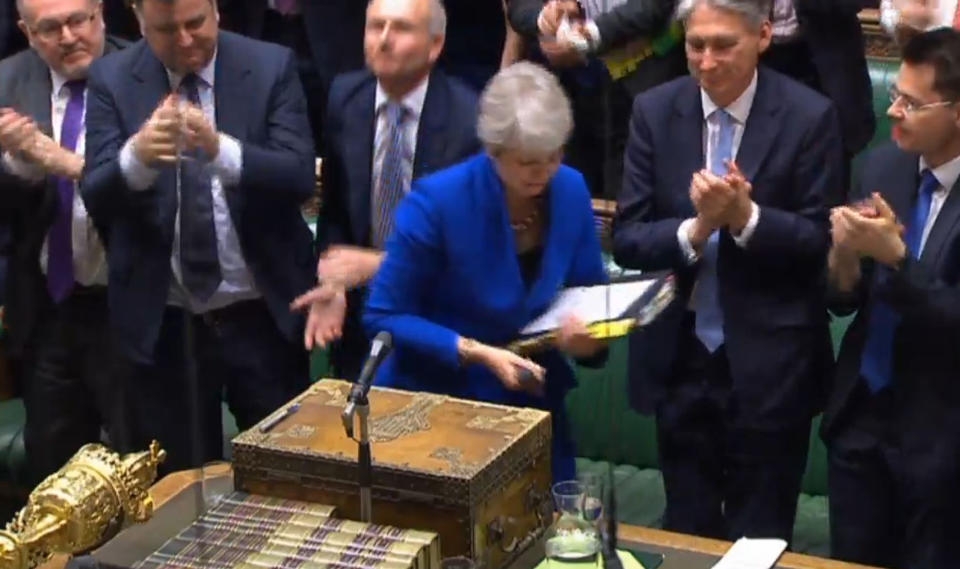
736 68 783 184
130 41 173 129
882 151 918 230
671 80 703 218
921 170 960 267
346 80 376 245
212 33 251 233
214 34 251 144
22 51 53 137
413 72 448 179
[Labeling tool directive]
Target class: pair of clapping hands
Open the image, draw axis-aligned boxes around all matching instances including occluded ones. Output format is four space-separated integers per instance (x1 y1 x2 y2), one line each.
831 193 907 266
537 0 592 68
131 94 220 167
687 161 755 247
0 107 83 179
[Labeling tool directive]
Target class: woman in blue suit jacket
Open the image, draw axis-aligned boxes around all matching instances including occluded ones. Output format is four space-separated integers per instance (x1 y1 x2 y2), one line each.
363 63 607 481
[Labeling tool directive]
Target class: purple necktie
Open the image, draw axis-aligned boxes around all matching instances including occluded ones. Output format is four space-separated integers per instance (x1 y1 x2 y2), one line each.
273 0 299 15
46 80 85 303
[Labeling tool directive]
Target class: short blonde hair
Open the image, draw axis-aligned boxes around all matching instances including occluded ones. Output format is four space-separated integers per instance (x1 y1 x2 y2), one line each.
477 62 573 155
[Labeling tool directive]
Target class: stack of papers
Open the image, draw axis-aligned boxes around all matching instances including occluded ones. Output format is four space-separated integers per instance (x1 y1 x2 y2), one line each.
521 280 655 336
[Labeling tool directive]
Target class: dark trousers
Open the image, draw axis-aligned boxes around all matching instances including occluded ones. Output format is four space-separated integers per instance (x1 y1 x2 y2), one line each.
20 286 119 484
261 10 325 151
828 383 960 569
118 300 309 474
655 322 810 543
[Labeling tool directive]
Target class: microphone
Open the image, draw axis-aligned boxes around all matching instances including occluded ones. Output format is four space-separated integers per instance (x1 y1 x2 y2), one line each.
348 331 393 404
342 331 393 438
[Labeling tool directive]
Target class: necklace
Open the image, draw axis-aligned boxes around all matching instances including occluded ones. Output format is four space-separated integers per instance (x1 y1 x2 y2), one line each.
510 197 543 232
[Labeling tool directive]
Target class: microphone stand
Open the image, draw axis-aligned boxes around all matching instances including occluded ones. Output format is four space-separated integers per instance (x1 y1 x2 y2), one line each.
341 395 373 522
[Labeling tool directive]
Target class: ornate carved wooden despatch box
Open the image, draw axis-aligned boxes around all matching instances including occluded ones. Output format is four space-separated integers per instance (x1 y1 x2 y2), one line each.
232 380 553 569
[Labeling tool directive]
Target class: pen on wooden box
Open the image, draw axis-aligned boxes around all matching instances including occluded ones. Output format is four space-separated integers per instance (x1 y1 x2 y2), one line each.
259 403 301 433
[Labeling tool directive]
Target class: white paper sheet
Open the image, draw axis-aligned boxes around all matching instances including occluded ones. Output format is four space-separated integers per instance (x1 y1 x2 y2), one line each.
520 280 654 336
711 537 787 569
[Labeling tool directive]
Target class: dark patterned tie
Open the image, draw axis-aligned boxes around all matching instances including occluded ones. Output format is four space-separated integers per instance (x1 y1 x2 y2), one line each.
46 80 86 302
178 73 221 301
372 101 408 248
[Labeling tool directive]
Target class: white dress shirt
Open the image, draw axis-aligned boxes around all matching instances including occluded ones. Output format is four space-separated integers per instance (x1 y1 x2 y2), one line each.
118 52 259 313
881 0 959 34
370 77 429 238
917 153 960 255
677 71 761 263
2 69 108 287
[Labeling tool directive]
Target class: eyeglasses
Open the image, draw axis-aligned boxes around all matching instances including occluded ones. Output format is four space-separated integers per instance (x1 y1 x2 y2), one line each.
888 85 956 114
28 10 97 42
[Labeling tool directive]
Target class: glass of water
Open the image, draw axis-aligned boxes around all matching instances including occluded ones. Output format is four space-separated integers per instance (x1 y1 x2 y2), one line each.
545 481 601 569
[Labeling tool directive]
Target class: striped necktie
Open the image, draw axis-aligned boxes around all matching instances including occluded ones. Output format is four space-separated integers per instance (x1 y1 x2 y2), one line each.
372 101 409 248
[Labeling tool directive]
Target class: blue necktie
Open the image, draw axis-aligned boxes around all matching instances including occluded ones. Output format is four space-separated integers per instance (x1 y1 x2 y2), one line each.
47 80 86 303
859 169 938 392
178 73 221 301
693 109 735 352
372 101 408 248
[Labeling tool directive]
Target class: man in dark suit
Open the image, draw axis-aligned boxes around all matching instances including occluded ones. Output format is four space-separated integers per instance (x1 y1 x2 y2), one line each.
217 0 365 149
292 0 480 382
823 28 960 569
81 0 315 472
762 0 875 200
0 0 125 483
508 0 685 199
612 0 839 542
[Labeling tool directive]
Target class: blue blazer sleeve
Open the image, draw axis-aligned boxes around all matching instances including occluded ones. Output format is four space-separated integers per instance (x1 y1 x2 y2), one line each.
363 188 461 369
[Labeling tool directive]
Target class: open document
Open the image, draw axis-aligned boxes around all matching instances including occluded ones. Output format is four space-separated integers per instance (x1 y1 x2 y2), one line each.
509 272 675 353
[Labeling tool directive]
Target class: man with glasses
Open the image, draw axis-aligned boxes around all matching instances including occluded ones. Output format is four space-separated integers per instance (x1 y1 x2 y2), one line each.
0 0 125 483
824 27 960 569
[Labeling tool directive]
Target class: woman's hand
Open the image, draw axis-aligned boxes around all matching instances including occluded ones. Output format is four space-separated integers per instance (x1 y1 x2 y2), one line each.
291 284 347 350
458 337 545 395
554 316 605 359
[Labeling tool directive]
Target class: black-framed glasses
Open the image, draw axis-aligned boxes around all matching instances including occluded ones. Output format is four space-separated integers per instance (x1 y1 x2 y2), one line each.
888 84 956 114
29 9 98 42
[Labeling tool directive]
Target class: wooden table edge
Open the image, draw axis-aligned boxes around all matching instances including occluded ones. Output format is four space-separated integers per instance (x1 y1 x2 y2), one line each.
41 468 880 569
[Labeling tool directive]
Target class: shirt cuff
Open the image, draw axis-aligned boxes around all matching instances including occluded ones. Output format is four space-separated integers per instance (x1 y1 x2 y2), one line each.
119 136 160 191
2 151 45 182
677 218 700 265
209 133 242 187
732 201 760 248
584 20 601 52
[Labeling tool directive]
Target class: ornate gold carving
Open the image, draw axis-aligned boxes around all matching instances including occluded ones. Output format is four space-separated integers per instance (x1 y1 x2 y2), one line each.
369 394 447 443
310 381 348 407
429 447 478 477
1 442 166 569
465 408 541 432
283 425 317 439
